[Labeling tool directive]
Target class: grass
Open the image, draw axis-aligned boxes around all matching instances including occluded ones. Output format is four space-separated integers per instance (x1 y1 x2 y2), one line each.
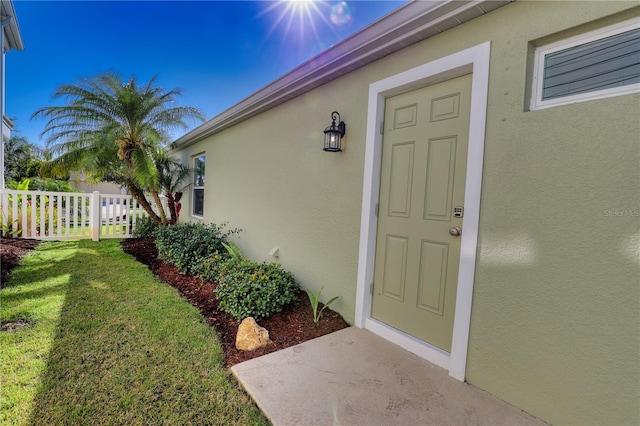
0 239 268 425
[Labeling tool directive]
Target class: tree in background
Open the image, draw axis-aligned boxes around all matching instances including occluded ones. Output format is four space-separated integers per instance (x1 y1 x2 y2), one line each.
3 135 44 184
32 72 204 224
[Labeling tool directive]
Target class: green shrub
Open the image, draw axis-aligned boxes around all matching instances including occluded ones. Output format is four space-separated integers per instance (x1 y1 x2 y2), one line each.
215 260 299 321
131 215 161 238
198 241 246 283
154 222 239 276
200 252 235 283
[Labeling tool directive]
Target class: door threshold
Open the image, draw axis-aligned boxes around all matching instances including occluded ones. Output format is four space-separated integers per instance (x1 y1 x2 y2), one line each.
364 318 452 372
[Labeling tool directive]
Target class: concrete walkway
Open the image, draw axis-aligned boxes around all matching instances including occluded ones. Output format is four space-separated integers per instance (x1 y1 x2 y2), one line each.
231 327 546 425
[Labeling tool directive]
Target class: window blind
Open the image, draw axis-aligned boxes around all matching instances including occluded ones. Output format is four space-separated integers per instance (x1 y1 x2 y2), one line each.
542 28 640 100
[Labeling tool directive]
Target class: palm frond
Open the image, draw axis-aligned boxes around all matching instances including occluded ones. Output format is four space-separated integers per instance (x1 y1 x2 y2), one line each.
34 71 203 223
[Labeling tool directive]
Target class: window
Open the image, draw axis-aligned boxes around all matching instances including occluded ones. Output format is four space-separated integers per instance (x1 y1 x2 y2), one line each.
531 19 640 110
193 155 205 217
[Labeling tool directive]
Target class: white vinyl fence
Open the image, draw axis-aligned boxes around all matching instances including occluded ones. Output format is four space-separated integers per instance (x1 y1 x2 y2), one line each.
0 189 164 241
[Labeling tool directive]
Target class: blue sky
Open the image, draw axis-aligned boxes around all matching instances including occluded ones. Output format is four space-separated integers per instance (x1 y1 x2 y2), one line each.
7 0 407 148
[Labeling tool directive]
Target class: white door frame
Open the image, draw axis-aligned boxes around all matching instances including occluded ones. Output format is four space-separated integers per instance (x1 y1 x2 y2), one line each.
355 42 490 381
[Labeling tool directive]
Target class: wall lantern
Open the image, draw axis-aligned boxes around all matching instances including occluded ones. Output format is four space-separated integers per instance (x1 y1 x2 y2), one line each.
323 111 346 152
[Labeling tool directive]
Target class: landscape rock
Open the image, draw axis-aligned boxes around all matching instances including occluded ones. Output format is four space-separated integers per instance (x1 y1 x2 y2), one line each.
236 317 272 351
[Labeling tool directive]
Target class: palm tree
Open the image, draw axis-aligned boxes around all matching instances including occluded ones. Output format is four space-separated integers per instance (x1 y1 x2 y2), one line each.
32 72 204 224
156 154 191 225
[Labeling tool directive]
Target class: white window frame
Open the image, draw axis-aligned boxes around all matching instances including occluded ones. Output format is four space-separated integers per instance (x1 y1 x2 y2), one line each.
192 154 205 219
530 18 640 111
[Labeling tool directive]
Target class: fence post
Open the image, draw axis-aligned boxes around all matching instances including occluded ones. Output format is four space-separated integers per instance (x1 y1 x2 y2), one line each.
90 191 101 242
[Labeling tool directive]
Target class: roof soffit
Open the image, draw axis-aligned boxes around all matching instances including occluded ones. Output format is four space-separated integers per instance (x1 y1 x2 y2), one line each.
1 0 24 51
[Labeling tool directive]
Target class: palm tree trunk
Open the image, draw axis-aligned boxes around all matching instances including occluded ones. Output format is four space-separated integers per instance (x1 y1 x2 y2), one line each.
129 185 162 224
165 192 178 225
151 189 168 225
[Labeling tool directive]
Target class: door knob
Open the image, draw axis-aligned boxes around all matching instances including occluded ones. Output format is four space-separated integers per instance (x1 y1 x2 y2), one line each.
450 226 462 237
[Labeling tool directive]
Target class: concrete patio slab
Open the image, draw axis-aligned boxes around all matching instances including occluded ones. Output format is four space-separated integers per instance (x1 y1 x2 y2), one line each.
231 327 545 425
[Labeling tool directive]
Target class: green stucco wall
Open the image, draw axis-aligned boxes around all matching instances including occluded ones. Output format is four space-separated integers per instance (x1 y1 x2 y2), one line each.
175 2 639 424
175 84 369 326
447 3 639 425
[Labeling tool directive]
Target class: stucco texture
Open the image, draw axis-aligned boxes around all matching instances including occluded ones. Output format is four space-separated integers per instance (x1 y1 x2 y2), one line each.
176 82 370 325
458 3 639 425
174 2 639 424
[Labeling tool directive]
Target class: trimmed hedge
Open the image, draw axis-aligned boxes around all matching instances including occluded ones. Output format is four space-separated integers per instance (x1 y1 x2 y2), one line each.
131 215 161 238
154 222 239 276
200 252 233 283
215 260 299 321
153 221 298 321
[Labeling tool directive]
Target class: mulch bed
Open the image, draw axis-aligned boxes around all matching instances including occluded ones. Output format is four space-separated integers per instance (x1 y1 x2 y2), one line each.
1 238 40 286
121 238 349 367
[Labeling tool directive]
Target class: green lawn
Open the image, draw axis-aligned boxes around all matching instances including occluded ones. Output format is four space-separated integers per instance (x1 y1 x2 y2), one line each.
0 239 268 425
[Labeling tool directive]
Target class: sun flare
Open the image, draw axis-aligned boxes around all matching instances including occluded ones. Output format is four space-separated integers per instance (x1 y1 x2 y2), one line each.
260 0 352 41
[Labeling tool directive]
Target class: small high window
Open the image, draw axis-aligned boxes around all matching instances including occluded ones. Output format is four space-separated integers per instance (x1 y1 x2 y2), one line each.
192 155 205 218
531 19 640 110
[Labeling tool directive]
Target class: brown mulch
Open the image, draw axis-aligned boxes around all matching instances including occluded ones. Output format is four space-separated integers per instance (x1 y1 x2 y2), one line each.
0 238 40 286
120 238 349 367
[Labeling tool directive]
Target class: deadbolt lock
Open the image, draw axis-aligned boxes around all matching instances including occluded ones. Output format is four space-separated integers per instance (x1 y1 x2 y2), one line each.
453 206 464 218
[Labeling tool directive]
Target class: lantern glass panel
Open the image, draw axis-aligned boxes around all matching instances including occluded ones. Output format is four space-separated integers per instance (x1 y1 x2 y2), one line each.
324 130 341 151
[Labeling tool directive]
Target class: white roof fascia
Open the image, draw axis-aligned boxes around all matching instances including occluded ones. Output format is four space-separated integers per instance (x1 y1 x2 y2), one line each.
1 0 24 51
173 0 511 150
